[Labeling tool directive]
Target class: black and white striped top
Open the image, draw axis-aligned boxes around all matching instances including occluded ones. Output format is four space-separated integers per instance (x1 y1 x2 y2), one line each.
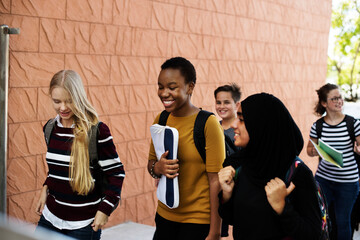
310 117 360 183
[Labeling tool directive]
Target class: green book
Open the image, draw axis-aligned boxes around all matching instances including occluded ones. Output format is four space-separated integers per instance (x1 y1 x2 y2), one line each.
310 139 343 168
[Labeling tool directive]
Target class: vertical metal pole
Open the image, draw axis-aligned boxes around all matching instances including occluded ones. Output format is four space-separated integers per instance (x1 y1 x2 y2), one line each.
0 25 19 219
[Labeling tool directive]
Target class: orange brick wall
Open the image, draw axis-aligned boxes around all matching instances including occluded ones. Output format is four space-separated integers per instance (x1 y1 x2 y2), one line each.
1 0 332 228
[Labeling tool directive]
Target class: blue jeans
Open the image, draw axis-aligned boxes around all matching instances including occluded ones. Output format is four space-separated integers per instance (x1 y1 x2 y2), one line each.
316 176 359 240
36 215 101 240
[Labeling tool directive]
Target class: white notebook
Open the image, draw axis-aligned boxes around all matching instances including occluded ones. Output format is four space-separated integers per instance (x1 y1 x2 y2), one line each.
150 124 179 209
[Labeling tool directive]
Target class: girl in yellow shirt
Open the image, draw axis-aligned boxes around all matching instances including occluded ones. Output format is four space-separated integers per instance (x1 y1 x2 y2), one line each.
148 57 225 240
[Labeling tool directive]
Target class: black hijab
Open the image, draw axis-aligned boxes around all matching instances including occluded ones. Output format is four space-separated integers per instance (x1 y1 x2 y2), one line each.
228 93 303 187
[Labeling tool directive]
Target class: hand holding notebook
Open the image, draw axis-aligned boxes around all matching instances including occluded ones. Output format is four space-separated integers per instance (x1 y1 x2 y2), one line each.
310 139 343 168
150 124 180 209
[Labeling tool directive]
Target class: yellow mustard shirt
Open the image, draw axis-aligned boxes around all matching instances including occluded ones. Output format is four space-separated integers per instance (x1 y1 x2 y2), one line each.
149 112 225 224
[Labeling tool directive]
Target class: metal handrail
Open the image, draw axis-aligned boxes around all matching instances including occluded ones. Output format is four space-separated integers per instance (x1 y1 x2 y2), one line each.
0 25 19 220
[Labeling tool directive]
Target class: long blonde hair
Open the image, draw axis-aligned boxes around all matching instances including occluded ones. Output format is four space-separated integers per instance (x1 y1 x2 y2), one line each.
50 70 99 195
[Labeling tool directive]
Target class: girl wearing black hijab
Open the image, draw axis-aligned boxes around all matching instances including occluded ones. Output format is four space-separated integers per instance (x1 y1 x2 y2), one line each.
218 93 323 239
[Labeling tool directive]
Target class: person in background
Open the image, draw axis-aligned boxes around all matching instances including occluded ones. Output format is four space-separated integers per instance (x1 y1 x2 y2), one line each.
219 93 323 239
214 83 241 157
214 83 241 239
35 70 125 240
306 83 360 240
148 57 225 240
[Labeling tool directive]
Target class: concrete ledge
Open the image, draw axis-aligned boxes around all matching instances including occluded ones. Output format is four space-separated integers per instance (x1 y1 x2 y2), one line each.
102 221 155 240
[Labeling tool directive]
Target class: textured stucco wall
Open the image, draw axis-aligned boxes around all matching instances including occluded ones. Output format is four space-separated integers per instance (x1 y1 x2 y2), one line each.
1 0 332 228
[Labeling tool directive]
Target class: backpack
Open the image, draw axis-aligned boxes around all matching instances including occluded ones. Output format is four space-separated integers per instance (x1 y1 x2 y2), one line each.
315 115 360 166
44 119 113 201
158 110 214 163
224 133 239 157
285 157 330 240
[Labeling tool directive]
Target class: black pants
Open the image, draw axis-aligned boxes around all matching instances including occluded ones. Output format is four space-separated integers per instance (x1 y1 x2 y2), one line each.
153 213 210 240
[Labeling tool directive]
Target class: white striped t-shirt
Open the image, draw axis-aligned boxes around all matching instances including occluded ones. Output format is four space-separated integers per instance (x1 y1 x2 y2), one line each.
310 117 360 183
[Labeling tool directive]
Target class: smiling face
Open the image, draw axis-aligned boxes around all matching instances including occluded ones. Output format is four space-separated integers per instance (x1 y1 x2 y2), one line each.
231 104 250 148
215 91 239 121
157 68 194 117
51 87 74 127
322 88 343 113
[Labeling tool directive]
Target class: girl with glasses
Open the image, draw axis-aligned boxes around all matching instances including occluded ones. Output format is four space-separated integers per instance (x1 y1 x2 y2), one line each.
307 83 360 240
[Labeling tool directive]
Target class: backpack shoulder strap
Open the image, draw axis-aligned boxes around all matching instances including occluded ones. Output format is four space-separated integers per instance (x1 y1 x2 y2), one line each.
345 115 355 143
224 133 238 157
158 110 170 126
89 122 101 167
44 118 56 146
315 117 324 139
285 157 302 186
193 110 214 164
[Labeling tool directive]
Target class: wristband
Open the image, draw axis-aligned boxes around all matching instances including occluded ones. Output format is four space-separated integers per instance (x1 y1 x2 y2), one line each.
150 161 160 179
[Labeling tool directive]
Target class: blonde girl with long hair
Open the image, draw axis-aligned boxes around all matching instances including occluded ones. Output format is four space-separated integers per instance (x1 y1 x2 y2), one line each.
35 70 125 240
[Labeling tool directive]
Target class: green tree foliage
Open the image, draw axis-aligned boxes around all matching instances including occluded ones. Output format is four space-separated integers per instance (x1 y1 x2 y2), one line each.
328 0 360 101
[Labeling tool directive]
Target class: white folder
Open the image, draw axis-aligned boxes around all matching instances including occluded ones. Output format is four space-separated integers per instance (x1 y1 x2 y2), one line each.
150 124 179 209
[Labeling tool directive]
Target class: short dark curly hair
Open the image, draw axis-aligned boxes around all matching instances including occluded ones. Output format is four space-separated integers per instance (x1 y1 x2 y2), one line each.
161 57 196 84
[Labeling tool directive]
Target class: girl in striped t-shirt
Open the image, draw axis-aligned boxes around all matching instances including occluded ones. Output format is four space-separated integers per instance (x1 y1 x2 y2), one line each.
307 83 360 240
35 70 125 240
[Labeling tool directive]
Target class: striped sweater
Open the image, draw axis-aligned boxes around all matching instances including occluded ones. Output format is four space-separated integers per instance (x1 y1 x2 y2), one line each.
310 117 360 183
43 121 125 221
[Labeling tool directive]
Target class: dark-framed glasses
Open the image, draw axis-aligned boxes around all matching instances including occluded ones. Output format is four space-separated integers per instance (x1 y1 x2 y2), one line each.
328 96 343 103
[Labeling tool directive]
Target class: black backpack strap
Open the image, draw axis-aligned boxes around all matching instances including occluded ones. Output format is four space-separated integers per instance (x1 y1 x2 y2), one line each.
285 156 302 187
315 117 324 139
158 110 170 126
345 115 355 144
44 118 56 146
224 134 238 157
344 115 360 174
193 110 214 164
89 122 101 167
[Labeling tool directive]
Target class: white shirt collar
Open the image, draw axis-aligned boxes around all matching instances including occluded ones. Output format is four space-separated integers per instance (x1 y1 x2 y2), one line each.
55 115 75 128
